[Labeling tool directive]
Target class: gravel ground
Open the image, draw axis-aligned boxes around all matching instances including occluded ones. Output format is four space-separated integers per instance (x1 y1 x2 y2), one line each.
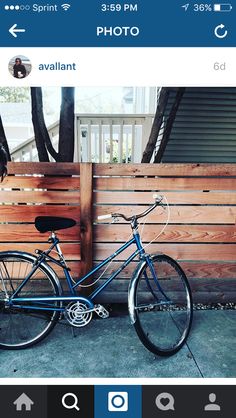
194 303 236 310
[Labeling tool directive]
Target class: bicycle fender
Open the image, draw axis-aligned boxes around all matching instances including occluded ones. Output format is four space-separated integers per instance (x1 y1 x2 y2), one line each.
128 252 165 325
0 251 63 295
128 258 147 325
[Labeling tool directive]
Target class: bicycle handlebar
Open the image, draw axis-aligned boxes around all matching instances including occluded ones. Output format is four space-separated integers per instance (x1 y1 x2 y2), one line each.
97 194 164 222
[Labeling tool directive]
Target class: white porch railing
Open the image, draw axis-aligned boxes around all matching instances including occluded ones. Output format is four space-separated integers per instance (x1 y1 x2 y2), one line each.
11 114 153 163
11 121 59 162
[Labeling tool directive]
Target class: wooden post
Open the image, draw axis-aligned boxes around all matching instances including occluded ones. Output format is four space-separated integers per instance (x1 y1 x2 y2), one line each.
80 162 93 278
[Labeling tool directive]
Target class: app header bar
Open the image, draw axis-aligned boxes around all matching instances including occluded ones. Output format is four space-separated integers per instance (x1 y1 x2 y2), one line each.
0 1 236 47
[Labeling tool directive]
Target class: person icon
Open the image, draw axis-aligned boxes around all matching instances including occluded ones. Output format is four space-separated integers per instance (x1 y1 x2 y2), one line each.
9 55 32 79
13 57 26 78
204 393 221 411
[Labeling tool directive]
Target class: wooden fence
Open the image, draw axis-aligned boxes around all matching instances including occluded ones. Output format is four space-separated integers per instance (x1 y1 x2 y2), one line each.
1 162 236 303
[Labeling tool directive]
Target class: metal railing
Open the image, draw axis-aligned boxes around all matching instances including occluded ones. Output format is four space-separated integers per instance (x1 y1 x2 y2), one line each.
11 114 153 163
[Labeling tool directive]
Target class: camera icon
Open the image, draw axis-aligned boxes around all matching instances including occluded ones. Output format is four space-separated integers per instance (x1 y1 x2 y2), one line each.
108 392 128 412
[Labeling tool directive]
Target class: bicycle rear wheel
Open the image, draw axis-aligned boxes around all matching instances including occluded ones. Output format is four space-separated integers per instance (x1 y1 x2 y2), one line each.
132 254 193 356
0 252 60 349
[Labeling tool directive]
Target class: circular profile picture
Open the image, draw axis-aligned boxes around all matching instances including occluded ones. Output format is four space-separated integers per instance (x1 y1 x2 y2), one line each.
8 55 32 79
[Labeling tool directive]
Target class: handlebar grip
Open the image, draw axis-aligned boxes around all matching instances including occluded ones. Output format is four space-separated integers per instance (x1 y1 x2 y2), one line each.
153 194 163 201
97 214 112 221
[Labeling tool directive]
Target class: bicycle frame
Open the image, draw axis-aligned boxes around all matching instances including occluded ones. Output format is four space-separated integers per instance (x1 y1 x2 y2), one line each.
9 227 151 312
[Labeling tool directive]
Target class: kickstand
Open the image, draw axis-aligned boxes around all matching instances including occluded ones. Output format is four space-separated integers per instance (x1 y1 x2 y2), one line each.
71 327 77 338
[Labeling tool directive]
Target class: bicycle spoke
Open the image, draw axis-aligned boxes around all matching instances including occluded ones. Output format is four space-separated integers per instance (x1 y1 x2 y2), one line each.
0 253 60 349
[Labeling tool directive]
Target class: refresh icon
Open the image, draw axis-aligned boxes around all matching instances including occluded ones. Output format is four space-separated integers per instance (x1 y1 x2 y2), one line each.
214 24 228 39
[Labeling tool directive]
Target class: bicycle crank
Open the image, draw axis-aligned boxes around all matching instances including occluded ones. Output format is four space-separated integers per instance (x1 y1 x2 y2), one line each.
65 302 109 327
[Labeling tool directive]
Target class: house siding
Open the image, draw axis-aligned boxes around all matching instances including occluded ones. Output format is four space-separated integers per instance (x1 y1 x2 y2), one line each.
162 87 236 163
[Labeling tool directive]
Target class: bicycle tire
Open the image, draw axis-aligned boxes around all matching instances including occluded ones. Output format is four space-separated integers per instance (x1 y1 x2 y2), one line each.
130 254 193 356
0 251 61 349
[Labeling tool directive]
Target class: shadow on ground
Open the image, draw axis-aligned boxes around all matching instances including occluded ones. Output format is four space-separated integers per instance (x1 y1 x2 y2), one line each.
0 310 235 378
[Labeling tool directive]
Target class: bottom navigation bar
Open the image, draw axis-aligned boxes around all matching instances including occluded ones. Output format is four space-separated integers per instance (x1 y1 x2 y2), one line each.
0 385 234 418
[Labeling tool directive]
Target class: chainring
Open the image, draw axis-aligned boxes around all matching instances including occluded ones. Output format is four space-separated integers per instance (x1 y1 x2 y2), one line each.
65 301 93 327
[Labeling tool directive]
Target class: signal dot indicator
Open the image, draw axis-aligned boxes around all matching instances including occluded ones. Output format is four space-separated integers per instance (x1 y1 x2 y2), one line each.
4 4 21 10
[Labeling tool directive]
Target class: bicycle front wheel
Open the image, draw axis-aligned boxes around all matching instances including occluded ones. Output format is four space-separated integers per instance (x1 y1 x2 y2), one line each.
132 254 193 356
0 252 60 349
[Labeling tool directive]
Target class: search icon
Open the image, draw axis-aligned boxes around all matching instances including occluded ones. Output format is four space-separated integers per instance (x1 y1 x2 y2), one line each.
62 393 80 412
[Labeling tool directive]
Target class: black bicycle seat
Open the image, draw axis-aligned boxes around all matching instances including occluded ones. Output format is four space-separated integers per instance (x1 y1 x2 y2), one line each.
35 216 76 233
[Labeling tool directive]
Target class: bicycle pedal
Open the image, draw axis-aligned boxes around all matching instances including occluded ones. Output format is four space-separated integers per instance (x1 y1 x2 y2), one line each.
94 304 109 319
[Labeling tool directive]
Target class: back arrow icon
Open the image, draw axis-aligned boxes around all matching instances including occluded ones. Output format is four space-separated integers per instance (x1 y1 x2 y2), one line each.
9 24 26 38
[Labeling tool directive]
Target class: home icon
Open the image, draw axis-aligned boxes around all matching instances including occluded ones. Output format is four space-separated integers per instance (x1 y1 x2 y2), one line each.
13 393 34 411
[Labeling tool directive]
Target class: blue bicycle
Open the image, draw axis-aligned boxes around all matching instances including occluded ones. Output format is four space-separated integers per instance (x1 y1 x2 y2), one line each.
0 196 193 356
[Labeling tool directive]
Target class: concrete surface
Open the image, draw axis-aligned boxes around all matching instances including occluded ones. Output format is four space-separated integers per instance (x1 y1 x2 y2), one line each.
0 310 235 378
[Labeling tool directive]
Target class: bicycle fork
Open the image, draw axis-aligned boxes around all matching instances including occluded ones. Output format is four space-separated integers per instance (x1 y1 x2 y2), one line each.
128 255 172 325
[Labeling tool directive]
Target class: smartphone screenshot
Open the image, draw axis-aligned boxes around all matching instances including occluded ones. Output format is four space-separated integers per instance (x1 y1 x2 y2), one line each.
0 1 235 417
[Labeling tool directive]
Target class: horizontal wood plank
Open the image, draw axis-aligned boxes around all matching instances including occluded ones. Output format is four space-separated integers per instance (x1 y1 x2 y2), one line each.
94 191 236 205
93 277 236 294
95 177 236 191
95 205 236 224
0 243 81 259
94 243 236 261
94 163 236 177
94 224 236 242
8 162 80 175
0 191 80 204
93 261 236 280
1 176 80 190
0 206 80 222
0 224 80 242
180 262 236 279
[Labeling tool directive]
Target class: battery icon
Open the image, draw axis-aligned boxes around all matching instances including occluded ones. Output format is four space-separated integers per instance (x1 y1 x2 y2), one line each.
214 3 232 11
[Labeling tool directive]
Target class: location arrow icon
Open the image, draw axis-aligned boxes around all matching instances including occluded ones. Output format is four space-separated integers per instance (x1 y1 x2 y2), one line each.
9 24 26 38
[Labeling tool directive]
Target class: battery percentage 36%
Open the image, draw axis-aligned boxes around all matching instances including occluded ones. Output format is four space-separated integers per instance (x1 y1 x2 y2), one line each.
182 3 232 12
